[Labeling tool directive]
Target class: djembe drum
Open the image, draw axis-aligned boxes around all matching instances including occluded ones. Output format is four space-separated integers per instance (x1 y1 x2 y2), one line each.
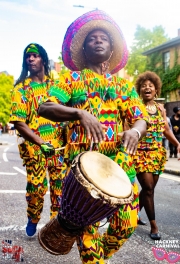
38 151 134 255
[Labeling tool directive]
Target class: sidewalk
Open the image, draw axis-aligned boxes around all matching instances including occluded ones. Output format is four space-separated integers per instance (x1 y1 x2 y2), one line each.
0 133 9 145
164 156 180 176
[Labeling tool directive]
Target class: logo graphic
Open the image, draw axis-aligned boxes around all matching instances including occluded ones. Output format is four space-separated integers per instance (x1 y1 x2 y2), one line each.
1 240 24 262
152 247 180 263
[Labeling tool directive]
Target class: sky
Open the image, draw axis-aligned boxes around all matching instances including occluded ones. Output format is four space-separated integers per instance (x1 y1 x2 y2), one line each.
0 0 180 80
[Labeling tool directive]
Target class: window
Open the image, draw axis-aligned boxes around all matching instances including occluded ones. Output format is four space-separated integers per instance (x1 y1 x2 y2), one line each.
163 51 170 71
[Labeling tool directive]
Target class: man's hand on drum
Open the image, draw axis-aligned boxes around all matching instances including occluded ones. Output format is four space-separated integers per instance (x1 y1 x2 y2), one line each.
40 142 55 158
118 129 139 155
79 110 106 143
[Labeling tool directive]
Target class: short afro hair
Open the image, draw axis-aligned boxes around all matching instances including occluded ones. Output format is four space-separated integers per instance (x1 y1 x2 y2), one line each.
135 71 162 97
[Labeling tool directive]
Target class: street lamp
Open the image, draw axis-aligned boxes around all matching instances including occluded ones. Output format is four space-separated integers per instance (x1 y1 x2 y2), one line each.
73 4 98 10
134 69 139 76
166 93 170 102
73 5 84 8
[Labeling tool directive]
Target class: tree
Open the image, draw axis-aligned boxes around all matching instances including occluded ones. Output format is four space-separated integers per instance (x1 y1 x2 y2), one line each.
126 25 169 79
0 73 14 125
58 52 69 75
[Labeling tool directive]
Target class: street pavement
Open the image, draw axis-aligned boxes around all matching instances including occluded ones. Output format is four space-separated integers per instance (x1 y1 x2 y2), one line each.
165 156 180 176
0 133 180 264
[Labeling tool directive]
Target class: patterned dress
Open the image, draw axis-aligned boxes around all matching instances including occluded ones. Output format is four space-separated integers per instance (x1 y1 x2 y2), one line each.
134 103 166 175
45 69 149 263
10 77 67 222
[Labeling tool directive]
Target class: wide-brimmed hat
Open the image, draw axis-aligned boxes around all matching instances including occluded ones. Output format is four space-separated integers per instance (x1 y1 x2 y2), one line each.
62 10 128 74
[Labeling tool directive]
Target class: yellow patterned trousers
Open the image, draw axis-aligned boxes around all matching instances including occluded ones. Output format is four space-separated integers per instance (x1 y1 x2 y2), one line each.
77 182 139 264
25 159 66 223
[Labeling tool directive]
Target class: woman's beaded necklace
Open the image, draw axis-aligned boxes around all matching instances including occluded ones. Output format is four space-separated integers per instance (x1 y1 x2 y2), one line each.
146 104 156 112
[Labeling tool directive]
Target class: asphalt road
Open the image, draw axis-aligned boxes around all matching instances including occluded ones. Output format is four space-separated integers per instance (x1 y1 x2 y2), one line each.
0 134 180 263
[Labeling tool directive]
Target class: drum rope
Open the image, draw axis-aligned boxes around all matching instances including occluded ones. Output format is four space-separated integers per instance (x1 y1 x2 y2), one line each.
98 216 111 228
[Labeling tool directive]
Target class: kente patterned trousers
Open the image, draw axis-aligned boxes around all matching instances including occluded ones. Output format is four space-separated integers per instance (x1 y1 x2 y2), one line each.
25 159 64 223
77 182 139 264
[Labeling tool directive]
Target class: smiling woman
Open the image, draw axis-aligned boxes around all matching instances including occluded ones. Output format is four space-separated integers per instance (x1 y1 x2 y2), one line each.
133 71 180 240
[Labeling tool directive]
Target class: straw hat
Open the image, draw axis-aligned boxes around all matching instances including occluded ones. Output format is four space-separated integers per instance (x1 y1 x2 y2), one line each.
62 10 128 74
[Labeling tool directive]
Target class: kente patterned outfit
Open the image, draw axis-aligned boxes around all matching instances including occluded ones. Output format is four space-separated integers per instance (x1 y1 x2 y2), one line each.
45 69 149 263
134 103 166 175
10 77 67 223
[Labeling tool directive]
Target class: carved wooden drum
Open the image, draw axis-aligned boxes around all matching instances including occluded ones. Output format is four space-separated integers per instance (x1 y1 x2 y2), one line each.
38 151 134 255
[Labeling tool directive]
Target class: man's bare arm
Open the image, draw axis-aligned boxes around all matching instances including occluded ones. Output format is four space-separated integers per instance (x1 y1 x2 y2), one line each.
38 102 106 143
14 121 44 146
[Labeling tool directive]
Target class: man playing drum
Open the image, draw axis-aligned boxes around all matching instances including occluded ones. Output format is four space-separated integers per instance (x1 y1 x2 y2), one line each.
38 10 148 264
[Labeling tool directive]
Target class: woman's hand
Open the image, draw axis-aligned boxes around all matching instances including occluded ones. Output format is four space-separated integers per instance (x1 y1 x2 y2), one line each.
118 129 139 155
177 143 180 160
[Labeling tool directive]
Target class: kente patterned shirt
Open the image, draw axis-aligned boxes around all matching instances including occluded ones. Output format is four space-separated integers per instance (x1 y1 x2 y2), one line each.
134 103 166 174
10 77 64 166
45 69 149 183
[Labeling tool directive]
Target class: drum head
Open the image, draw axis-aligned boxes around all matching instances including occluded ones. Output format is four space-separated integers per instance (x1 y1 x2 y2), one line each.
79 152 132 198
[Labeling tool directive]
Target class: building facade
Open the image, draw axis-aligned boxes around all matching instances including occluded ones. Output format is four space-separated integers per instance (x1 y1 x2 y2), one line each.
143 30 180 104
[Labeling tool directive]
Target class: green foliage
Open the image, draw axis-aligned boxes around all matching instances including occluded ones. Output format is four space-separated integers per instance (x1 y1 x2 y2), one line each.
161 65 180 97
146 52 164 77
58 52 69 74
146 49 180 98
126 25 169 79
0 73 14 125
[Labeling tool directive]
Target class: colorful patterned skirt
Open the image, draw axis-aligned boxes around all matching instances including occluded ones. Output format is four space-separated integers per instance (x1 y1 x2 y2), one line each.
133 147 166 175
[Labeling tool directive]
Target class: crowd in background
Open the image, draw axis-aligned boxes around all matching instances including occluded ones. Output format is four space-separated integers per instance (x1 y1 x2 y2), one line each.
162 106 180 159
0 122 16 135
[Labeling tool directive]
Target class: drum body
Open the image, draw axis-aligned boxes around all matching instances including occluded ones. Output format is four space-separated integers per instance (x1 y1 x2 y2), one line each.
38 151 134 255
38 217 77 255
61 151 134 226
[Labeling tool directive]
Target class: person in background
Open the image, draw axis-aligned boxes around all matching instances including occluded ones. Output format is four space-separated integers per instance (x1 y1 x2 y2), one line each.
169 107 180 158
162 109 172 160
0 122 3 135
9 43 66 237
38 10 149 264
10 123 16 136
6 123 11 135
134 71 180 240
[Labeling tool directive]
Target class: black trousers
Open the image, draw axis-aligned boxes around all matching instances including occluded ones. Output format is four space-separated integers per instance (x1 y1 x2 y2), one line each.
169 135 180 156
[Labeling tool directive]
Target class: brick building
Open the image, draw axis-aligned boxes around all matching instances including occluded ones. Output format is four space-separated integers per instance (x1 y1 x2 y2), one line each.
143 30 180 103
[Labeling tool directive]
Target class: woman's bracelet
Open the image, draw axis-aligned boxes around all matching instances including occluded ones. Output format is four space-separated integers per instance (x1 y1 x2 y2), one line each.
131 128 141 139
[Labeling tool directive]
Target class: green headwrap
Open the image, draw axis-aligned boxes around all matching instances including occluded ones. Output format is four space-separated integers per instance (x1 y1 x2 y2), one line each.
26 44 39 54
